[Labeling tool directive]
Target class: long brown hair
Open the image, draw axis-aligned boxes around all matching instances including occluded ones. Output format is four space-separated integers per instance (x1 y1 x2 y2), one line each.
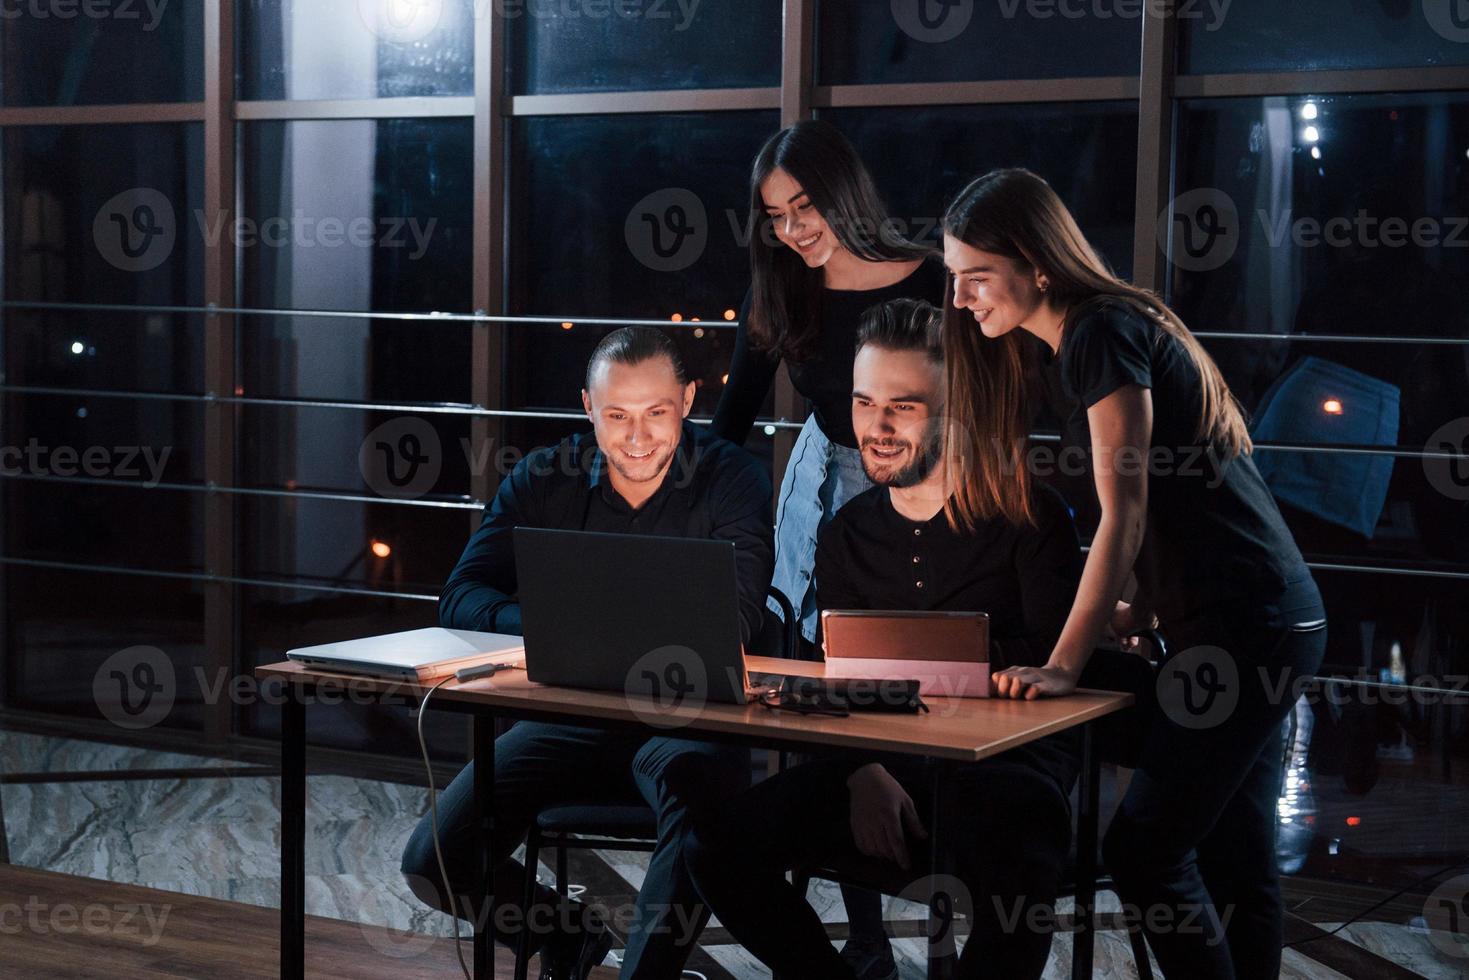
940 168 1252 531
746 120 932 360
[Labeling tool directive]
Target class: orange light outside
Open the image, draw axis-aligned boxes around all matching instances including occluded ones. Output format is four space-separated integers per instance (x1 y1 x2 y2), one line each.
1323 398 1343 415
1346 816 1362 827
561 321 573 330
723 309 736 320
670 313 683 322
370 540 392 559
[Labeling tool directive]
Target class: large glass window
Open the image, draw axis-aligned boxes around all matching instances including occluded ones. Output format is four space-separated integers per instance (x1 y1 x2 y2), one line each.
823 103 1139 278
507 110 780 446
238 0 475 100
817 0 1140 84
0 2 203 106
509 0 782 95
1179 0 1469 75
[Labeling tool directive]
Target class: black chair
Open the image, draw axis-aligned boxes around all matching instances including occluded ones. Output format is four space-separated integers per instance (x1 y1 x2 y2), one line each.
512 587 799 980
783 635 1168 980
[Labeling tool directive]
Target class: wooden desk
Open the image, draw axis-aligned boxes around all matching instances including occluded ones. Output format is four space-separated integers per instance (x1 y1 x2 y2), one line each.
257 656 1132 980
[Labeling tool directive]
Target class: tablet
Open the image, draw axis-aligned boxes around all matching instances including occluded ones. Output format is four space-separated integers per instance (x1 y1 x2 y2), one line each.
820 609 991 699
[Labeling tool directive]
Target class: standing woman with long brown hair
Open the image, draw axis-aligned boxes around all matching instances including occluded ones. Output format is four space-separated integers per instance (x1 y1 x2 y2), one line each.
709 119 945 980
940 169 1326 979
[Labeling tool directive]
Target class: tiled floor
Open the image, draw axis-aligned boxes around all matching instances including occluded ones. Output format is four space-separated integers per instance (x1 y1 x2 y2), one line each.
2 728 1465 978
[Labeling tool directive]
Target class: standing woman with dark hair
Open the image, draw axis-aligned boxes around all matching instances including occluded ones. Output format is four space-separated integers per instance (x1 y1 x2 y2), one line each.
939 168 1326 979
709 119 944 980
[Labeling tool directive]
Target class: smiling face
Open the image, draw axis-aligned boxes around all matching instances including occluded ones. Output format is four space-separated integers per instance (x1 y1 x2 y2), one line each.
760 167 842 269
851 344 945 489
581 356 695 493
943 233 1049 340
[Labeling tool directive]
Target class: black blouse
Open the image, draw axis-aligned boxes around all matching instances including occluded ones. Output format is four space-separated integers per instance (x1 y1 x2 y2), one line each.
709 258 948 449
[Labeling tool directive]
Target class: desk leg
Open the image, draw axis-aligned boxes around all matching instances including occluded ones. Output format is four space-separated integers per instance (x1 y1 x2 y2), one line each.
281 685 305 980
927 762 957 980
1072 722 1100 979
472 712 496 979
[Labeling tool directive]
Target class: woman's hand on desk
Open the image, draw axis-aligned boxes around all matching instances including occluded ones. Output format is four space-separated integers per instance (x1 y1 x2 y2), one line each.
992 662 1080 700
847 763 928 870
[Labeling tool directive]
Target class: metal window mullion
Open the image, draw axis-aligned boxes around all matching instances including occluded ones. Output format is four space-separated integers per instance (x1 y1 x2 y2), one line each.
770 0 816 498
204 0 238 747
472 5 508 523
1133 0 1178 294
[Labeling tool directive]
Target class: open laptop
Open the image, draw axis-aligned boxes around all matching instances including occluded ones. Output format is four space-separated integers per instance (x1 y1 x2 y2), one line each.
821 609 991 698
286 627 525 681
513 527 771 706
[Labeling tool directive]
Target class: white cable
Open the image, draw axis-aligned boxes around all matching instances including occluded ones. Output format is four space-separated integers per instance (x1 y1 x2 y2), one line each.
417 674 473 980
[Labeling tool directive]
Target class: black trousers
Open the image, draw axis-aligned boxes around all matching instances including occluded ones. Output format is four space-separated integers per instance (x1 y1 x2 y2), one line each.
399 721 749 980
1103 578 1328 979
684 754 1073 980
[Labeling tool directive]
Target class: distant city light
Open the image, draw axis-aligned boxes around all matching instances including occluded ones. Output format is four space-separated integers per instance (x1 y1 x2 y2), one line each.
693 327 705 338
723 309 736 320
1303 126 1320 143
76 407 88 419
1346 816 1362 827
70 341 84 355
763 425 777 436
370 540 392 559
561 322 573 330
721 373 729 385
1310 147 1321 160
1323 398 1343 415
1301 102 1318 120
670 313 683 322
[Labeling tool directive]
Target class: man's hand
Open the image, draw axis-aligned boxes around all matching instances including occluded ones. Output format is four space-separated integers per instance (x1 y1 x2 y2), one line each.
992 662 1081 700
847 763 927 869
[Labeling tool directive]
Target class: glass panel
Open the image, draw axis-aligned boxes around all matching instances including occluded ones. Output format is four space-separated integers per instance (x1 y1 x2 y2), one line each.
1165 93 1469 564
0 1 202 106
817 0 1140 84
509 0 781 94
238 118 474 315
238 405 474 500
4 568 208 732
3 309 204 395
823 103 1139 279
239 0 474 100
237 494 472 596
238 314 470 403
507 110 778 427
238 586 464 758
3 124 204 306
1180 0 1469 74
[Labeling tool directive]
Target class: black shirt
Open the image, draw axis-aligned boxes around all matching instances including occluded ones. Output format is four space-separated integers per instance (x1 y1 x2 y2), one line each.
1056 300 1311 625
709 258 949 449
439 421 775 644
814 482 1083 791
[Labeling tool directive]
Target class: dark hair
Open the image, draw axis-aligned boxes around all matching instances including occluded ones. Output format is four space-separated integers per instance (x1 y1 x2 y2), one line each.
584 326 688 389
939 168 1251 532
747 120 933 360
856 298 943 362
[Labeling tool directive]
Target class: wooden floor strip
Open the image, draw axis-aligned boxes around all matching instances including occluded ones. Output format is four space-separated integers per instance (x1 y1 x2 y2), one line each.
0 863 616 979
